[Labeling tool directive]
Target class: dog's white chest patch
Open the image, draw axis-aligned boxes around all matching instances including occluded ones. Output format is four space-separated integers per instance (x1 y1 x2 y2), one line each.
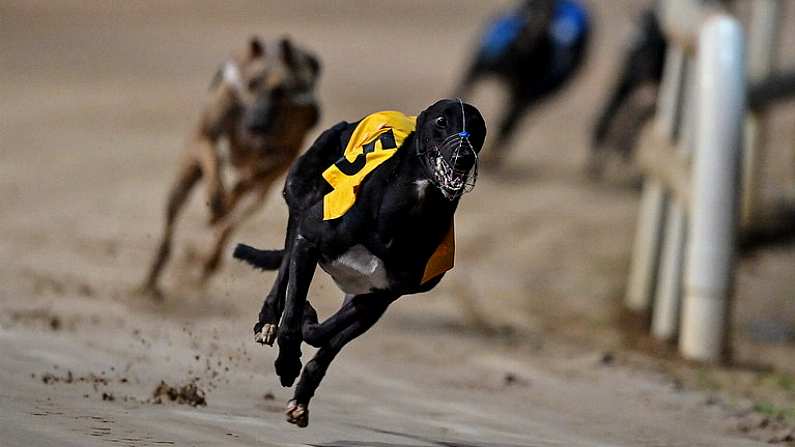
222 62 243 90
415 179 431 201
320 245 389 295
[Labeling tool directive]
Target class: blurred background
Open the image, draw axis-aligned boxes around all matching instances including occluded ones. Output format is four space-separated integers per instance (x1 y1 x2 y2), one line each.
1 1 794 445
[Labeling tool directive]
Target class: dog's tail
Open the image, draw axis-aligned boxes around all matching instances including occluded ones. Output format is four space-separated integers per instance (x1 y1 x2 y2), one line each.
233 244 284 271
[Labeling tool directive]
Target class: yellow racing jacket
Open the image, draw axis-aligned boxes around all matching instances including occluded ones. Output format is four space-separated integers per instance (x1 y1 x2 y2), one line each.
321 111 454 284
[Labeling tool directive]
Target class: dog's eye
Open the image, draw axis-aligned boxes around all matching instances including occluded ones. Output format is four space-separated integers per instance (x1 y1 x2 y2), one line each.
434 116 447 128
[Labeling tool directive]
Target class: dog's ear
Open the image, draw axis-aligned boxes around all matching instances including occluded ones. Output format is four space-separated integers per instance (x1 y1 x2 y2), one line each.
415 110 426 129
279 36 297 68
248 36 265 59
414 109 428 148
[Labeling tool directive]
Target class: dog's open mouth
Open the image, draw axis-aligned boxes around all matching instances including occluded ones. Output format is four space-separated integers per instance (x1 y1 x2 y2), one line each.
427 131 478 200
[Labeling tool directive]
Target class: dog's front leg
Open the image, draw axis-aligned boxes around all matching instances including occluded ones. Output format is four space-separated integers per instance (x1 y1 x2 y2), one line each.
200 178 275 284
253 213 299 346
194 135 227 224
140 160 202 298
275 234 318 387
253 252 289 346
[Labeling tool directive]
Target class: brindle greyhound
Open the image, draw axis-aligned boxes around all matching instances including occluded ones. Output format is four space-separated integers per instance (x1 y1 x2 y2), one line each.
140 36 321 299
234 99 486 427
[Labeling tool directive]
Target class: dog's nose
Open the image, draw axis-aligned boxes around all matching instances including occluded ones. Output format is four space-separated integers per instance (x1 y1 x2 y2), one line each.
453 149 476 171
246 119 271 133
245 97 276 134
245 110 274 134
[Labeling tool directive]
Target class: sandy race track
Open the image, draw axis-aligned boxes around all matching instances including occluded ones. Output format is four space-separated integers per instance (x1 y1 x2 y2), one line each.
2 1 793 446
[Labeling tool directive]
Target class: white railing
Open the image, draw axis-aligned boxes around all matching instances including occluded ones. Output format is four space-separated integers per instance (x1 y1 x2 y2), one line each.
623 0 771 363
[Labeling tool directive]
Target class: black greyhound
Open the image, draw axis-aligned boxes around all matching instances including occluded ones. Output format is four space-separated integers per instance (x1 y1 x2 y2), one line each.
455 0 589 166
588 8 666 178
234 99 486 427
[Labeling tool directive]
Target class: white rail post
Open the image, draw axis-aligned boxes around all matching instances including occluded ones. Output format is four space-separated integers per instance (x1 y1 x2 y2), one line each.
624 36 688 314
679 14 745 362
651 51 694 341
625 181 666 314
742 0 781 228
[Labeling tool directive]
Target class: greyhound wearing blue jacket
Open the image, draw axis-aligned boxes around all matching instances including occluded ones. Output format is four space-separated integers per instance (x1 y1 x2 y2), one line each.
455 0 589 166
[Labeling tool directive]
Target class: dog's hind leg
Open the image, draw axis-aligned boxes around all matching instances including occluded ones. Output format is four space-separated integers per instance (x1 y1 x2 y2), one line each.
588 60 647 179
614 89 657 162
141 160 202 298
300 294 364 347
286 293 395 427
588 86 657 180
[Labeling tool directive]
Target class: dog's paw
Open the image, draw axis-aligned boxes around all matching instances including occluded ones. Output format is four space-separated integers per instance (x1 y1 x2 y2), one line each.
274 332 302 387
285 400 309 427
254 323 277 346
274 352 302 387
133 284 164 302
